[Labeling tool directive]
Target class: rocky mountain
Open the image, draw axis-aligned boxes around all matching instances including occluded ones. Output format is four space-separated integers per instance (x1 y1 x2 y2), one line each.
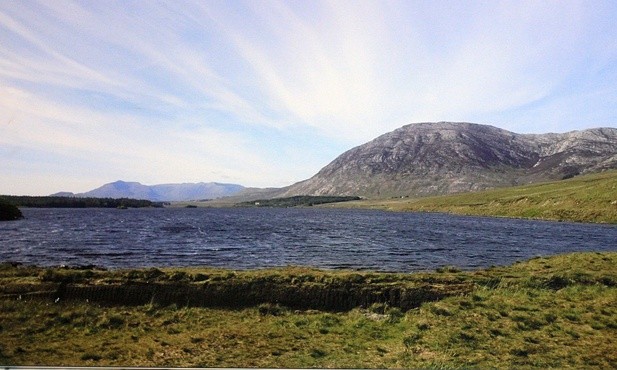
279 122 617 198
55 181 245 201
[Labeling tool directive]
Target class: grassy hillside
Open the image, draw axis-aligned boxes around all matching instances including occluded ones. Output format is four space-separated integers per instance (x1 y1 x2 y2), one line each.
335 170 617 223
1 252 616 368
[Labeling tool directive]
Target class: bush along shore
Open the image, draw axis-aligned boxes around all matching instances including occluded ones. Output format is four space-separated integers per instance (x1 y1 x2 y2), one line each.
0 199 23 221
1 252 616 368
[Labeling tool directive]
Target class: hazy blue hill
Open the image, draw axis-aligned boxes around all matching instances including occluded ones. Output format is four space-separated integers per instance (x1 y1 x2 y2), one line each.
79 181 158 200
50 192 76 197
151 182 245 201
73 180 245 201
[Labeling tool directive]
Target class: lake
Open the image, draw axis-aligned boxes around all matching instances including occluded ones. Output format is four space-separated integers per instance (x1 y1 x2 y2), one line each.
1 207 616 272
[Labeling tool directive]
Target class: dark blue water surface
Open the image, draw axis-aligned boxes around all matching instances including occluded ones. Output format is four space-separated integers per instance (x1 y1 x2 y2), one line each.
1 207 616 272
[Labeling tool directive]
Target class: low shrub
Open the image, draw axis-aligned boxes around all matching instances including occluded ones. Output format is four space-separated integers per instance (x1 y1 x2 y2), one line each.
258 303 286 316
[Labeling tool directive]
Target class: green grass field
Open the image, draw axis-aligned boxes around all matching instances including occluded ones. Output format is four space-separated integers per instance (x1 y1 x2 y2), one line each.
333 170 617 224
1 252 616 368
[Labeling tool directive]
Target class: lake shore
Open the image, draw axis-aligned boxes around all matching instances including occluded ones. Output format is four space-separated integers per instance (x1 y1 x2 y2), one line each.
175 170 617 225
1 252 616 368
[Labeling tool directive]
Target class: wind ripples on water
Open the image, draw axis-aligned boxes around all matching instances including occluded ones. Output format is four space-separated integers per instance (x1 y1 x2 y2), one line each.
1 207 616 272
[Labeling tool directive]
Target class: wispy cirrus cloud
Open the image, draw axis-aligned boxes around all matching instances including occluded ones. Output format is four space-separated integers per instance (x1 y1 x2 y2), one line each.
1 0 616 195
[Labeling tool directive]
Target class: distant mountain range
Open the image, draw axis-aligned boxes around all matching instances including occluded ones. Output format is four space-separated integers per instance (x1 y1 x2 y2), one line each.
277 122 617 198
53 181 245 202
53 122 617 202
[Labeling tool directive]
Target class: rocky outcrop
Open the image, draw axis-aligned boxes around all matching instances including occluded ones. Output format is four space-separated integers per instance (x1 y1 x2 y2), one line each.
280 122 617 198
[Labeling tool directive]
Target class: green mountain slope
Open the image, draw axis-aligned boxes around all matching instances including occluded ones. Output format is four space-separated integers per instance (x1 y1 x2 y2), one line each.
336 170 617 223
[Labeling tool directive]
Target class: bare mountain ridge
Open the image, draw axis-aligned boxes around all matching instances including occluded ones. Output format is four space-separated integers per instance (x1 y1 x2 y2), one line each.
279 122 617 198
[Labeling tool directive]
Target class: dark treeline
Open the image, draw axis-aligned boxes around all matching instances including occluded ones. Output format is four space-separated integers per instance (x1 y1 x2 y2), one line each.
0 195 163 209
236 195 361 208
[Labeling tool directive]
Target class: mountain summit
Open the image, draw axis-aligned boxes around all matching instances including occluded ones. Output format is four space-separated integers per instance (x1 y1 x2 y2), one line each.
280 122 617 198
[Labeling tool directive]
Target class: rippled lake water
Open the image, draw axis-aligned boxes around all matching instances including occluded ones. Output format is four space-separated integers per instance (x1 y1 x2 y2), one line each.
1 207 616 272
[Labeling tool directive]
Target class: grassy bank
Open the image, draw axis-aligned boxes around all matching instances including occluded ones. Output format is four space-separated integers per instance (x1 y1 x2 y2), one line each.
1 252 616 368
333 170 617 224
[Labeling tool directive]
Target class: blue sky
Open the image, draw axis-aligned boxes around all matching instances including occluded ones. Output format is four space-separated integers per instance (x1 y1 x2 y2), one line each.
1 0 617 195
